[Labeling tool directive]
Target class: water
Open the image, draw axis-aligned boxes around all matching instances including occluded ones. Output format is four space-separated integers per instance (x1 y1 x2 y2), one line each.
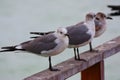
0 0 120 80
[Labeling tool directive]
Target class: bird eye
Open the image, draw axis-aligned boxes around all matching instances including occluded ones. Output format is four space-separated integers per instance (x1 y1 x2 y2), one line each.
60 32 63 34
96 17 99 20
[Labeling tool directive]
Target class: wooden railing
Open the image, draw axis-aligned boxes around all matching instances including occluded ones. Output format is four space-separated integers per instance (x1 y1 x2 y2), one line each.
24 36 120 80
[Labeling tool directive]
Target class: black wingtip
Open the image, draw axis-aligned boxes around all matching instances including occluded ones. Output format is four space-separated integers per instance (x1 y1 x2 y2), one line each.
0 49 14 52
30 31 55 35
30 32 42 35
107 5 120 10
107 5 120 16
108 11 120 16
30 32 47 35
30 36 39 38
1 46 15 49
0 46 16 52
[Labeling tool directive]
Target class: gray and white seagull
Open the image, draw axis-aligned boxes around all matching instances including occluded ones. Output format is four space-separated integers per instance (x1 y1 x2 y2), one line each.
94 12 112 38
88 12 113 51
82 12 112 51
0 27 69 71
30 12 96 61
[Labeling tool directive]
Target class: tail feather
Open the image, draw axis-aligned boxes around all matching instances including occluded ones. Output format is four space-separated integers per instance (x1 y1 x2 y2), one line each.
0 49 15 52
30 36 39 39
1 46 15 49
0 46 17 52
30 32 42 35
30 31 54 35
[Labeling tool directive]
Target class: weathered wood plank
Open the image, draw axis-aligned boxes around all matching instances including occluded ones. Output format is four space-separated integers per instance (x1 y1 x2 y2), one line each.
24 36 120 80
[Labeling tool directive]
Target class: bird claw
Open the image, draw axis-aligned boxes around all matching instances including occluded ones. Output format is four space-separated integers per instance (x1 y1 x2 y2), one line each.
49 68 60 71
75 58 87 62
90 49 99 52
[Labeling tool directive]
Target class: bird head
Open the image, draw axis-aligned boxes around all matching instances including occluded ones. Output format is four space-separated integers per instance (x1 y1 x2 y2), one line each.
95 12 113 21
86 12 96 21
57 27 69 37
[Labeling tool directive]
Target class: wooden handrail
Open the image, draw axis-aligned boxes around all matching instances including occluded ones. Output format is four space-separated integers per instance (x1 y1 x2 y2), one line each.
24 36 120 80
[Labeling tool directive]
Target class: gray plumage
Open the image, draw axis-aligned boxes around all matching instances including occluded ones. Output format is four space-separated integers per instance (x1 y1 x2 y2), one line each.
67 24 91 45
22 34 57 54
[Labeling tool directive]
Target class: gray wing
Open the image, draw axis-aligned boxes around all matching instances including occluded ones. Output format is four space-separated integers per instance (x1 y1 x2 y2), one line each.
75 21 84 26
21 34 57 54
67 23 91 45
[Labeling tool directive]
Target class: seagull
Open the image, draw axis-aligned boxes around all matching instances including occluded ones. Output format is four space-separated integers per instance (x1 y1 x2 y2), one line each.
0 27 69 71
89 12 113 51
30 12 96 61
94 12 112 37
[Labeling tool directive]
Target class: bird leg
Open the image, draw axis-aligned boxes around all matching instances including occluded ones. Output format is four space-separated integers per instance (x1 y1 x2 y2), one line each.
77 48 80 60
73 48 86 61
48 56 60 71
89 42 99 52
74 48 78 60
89 42 93 51
76 48 87 62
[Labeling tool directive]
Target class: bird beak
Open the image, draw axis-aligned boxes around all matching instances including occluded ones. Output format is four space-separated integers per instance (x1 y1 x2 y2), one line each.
65 34 69 37
106 16 113 20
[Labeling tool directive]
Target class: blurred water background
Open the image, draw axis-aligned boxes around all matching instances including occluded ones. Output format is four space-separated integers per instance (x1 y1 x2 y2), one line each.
0 0 120 80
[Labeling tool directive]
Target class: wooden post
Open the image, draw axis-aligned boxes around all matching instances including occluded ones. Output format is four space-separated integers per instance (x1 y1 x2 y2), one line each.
81 60 104 80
